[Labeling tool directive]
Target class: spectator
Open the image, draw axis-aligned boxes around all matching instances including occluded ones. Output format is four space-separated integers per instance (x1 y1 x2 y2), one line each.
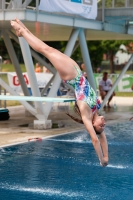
96 67 101 73
81 63 87 79
99 72 115 108
35 63 41 73
81 63 85 71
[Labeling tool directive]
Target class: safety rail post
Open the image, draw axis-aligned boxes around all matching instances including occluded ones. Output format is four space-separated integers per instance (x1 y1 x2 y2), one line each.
125 0 130 7
2 0 5 9
102 0 105 23
4 88 6 108
36 0 39 10
112 0 114 8
36 0 39 21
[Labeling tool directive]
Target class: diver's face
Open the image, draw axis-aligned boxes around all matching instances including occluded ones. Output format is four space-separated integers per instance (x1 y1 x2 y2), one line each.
93 115 106 133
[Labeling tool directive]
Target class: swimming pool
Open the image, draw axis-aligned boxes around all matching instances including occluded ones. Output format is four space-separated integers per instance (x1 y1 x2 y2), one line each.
0 121 133 200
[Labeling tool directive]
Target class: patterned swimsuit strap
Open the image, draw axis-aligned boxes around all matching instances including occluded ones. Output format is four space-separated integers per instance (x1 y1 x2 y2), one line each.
74 66 82 75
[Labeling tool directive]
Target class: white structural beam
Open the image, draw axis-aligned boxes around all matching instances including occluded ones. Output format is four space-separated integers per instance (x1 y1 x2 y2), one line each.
0 78 38 117
79 29 96 92
44 28 80 119
41 75 55 97
22 0 32 8
2 30 30 97
18 37 46 120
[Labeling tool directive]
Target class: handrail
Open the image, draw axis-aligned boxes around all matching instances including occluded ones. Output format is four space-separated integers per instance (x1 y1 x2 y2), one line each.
98 0 133 8
1 0 133 10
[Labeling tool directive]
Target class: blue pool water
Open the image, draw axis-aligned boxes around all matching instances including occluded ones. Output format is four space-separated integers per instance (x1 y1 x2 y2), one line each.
0 122 133 200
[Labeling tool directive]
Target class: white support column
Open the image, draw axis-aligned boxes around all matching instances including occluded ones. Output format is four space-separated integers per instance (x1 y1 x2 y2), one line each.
41 75 55 97
18 37 46 119
2 31 30 97
100 54 133 110
0 1 2 9
21 0 32 8
112 0 114 8
79 29 96 92
44 28 80 118
72 41 79 55
2 0 5 9
125 0 130 7
0 78 38 117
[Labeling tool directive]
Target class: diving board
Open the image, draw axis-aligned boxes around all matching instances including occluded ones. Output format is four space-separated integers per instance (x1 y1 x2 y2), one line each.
0 95 75 103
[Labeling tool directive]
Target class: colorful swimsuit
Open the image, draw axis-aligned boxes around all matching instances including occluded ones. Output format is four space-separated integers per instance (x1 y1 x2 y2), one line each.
63 66 101 114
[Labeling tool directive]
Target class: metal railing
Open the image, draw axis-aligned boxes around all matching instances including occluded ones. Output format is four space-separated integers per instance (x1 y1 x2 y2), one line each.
98 0 133 8
1 0 133 10
97 0 133 23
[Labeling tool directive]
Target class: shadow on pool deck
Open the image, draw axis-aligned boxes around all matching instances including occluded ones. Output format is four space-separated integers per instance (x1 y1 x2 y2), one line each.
0 96 133 147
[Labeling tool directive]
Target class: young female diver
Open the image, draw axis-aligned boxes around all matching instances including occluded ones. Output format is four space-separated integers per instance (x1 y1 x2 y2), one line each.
10 19 108 167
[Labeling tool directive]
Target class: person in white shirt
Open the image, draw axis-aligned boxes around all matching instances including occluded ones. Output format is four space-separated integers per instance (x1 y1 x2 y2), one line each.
99 72 115 108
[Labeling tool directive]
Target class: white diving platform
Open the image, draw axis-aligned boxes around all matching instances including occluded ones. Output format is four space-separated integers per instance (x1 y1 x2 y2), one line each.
0 95 75 103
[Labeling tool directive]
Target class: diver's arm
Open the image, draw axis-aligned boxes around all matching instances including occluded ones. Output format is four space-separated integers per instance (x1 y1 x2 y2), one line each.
77 101 106 166
82 116 104 165
99 132 108 166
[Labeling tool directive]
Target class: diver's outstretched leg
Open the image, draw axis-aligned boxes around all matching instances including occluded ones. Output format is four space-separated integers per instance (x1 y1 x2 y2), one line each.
10 19 78 80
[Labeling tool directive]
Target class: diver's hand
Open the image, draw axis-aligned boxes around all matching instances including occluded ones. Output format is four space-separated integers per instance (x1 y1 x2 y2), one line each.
100 157 108 167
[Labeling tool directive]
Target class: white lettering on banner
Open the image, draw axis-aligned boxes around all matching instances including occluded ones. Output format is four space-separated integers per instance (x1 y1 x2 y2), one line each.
12 74 29 86
119 75 133 92
39 0 97 19
82 6 91 14
122 80 131 92
7 72 53 94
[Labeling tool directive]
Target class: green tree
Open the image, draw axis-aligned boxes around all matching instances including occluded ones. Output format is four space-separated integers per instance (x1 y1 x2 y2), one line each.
60 41 104 71
87 41 104 71
63 39 133 73
98 0 112 8
101 40 132 73
98 0 126 8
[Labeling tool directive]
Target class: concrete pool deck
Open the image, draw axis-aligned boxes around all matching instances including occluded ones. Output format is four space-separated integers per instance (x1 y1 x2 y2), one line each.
0 96 133 147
